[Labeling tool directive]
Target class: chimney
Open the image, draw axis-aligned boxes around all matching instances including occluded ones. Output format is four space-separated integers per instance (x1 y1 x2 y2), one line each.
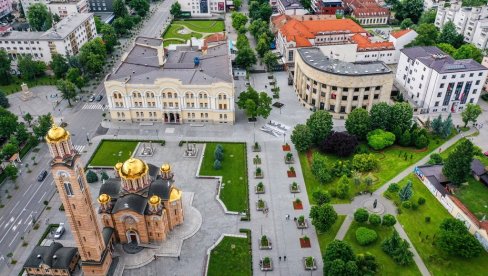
37 255 41 259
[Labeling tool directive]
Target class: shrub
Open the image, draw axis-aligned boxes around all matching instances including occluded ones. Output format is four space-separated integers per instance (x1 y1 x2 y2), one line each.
402 201 412 209
355 227 378 246
387 183 399 193
369 214 381 226
100 171 109 181
382 214 397 227
354 208 369 223
329 189 337 198
418 197 426 205
213 159 222 170
312 190 331 205
367 129 396 150
331 160 353 178
86 170 98 183
311 152 333 183
415 134 429 149
428 153 443 165
352 153 379 172
319 131 359 157
411 202 418 210
425 216 431 223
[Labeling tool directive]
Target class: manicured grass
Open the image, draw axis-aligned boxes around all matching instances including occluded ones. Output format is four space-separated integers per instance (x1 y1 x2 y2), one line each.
207 236 251 276
89 140 139 167
439 137 488 166
389 174 488 275
299 135 448 204
455 176 488 220
173 20 225 33
317 215 346 254
163 24 203 42
0 75 57 95
199 143 248 213
343 221 421 276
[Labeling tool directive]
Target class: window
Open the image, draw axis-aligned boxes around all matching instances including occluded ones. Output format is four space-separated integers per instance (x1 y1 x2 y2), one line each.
288 50 294 61
354 88 359 92
375 86 381 90
365 87 370 91
343 88 349 92
442 76 447 79
452 74 456 79
479 72 483 76
363 95 369 100
332 86 337 90
440 83 444 88
341 96 347 101
435 101 439 106
353 96 358 101
64 183 74 196
77 176 85 192
475 80 480 85
373 94 379 99
473 89 477 94
470 73 474 77
437 92 442 97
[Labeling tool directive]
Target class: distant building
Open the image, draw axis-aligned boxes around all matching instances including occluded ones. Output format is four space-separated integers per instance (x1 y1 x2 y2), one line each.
20 0 89 18
23 242 80 276
87 0 113 12
481 56 488 91
178 0 226 16
274 0 308 16
343 0 390 25
396 46 487 114
311 0 343 15
388 29 418 61
104 37 235 124
293 47 393 118
0 0 13 19
423 0 443 11
0 13 97 66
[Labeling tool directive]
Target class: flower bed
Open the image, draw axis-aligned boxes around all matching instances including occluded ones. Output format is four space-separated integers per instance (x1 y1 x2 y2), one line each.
299 236 311 248
260 257 273 271
287 166 296 177
296 216 308 229
293 199 303 210
252 142 261 152
282 144 291 151
255 167 264 179
256 199 266 211
255 182 265 194
284 153 295 164
290 182 300 193
303 257 317 270
259 235 272 250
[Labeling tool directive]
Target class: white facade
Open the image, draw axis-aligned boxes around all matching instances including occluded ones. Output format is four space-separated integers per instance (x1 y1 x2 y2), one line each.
21 0 89 19
396 47 487 113
178 0 226 16
388 29 419 61
0 13 97 66
423 0 443 11
275 0 308 16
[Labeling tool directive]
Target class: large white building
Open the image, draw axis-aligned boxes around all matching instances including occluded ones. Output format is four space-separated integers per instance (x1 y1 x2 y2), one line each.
423 0 443 11
178 0 226 16
435 3 488 50
396 46 487 114
272 0 308 16
21 0 89 19
0 13 97 66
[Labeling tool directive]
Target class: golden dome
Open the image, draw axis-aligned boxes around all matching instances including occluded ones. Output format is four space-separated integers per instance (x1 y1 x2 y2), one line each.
45 124 70 143
149 195 161 205
118 158 148 179
160 163 171 172
98 194 111 204
169 188 182 202
115 162 123 170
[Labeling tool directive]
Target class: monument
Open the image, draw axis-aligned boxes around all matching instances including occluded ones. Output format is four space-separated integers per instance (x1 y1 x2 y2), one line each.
20 83 33 101
184 142 198 158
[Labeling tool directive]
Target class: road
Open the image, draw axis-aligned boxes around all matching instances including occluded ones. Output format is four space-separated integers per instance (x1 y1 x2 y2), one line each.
0 0 176 267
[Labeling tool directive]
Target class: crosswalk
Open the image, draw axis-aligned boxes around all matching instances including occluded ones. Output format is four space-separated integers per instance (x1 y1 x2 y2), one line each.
73 145 85 152
82 103 106 110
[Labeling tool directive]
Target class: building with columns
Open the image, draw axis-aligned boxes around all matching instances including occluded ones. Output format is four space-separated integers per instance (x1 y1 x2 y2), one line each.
45 124 113 276
294 47 393 119
104 37 235 125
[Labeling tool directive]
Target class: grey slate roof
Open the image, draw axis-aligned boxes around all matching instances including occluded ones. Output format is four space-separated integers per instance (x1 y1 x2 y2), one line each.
148 178 171 200
102 227 114 247
471 159 486 176
112 194 148 214
418 164 450 196
401 46 487 73
24 242 78 269
99 178 121 199
297 47 391 76
279 0 304 9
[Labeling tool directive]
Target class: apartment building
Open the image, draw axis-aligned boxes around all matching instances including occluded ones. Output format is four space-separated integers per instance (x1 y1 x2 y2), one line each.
0 13 97 65
0 0 13 19
311 0 343 15
105 37 235 125
178 0 226 16
294 47 393 119
435 3 488 49
396 46 487 114
21 0 89 17
343 0 390 25
273 0 308 16
423 0 443 11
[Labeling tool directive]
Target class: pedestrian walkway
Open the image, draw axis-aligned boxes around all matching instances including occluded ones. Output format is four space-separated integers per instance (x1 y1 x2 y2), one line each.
73 145 85 152
82 103 105 110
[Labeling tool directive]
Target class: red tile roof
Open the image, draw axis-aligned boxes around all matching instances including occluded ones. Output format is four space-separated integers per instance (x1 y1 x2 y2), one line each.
344 0 390 18
390 29 412 39
351 34 394 50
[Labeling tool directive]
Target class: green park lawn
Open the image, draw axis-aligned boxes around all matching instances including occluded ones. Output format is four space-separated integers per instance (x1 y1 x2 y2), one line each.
207 236 251 276
454 177 488 220
89 140 139 167
300 134 448 204
162 20 224 45
0 75 57 95
317 215 346 254
388 174 488 275
343 221 421 276
173 20 225 33
439 137 488 166
199 142 248 213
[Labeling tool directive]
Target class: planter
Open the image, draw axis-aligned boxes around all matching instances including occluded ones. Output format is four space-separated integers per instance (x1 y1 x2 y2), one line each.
256 200 267 211
296 219 308 229
284 156 295 164
287 171 296 177
282 144 291 151
290 184 300 193
303 257 317 270
300 238 311 248
293 201 303 210
260 258 273 271
255 172 264 179
259 238 272 250
255 185 265 194
252 145 261 152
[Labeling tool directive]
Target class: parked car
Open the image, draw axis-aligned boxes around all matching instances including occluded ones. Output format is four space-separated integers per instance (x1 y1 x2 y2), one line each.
88 95 95 102
95 95 103 102
37 170 48 182
54 223 65 239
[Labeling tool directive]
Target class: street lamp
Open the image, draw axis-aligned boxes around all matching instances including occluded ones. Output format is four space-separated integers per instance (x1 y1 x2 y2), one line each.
283 133 286 144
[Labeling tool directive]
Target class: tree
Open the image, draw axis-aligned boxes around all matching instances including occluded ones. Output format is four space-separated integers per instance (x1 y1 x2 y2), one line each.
56 80 77 107
299 0 313 11
214 147 223 161
291 124 313 152
354 208 369 223
18 55 46 80
367 129 396 150
409 23 438 46
382 214 397 226
352 153 378 172
33 113 52 139
431 114 443 135
113 0 128 18
235 46 257 70
129 0 150 17
170 2 182 17
86 170 99 183
0 50 12 85
231 12 248 31
15 124 29 143
390 102 413 133
419 9 437 24
2 143 19 158
66 68 86 90
312 190 331 205
398 180 413 201
27 3 52 31
441 113 453 138
337 175 350 199
306 111 333 145
394 0 424 23
370 102 391 131
356 253 379 275
323 240 356 274
236 86 272 119
79 38 106 76
443 139 475 184
428 153 443 164
453 44 483 62
94 16 103 33
213 159 222 170
461 103 482 127
0 90 9 108
310 203 337 232
382 230 414 265
233 0 242 9
236 34 250 50
256 36 269 58
399 130 411 146
53 14 61 23
319 131 358 157
436 218 483 259
369 214 381 226
249 19 268 39
101 171 109 181
100 24 118 53
0 108 18 139
311 152 333 183
400 18 414 29
23 113 33 127
438 21 465 48
345 108 371 140
50 53 69 79
4 164 19 182
263 51 278 72
437 43 457 56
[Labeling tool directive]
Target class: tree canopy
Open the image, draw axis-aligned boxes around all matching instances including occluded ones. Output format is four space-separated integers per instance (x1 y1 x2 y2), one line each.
56 80 77 106
443 139 475 184
0 108 19 139
236 86 272 119
409 23 439 46
231 12 248 31
461 103 482 127
50 53 69 79
170 2 182 17
310 203 338 233
438 21 465 48
306 111 334 145
436 218 483 258
0 50 12 85
27 3 52 31
291 124 313 152
235 46 257 70
113 0 128 18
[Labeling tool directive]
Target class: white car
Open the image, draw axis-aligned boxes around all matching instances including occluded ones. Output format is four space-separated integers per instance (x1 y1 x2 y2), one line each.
53 223 65 239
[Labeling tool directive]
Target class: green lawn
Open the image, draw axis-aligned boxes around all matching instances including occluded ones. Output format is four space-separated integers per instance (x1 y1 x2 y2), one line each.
173 20 225 33
317 215 346 254
0 75 57 95
343 221 421 276
89 140 139 167
300 135 448 204
439 137 488 166
207 236 251 276
454 177 488 220
199 143 248 213
163 25 203 41
162 20 224 46
389 174 488 275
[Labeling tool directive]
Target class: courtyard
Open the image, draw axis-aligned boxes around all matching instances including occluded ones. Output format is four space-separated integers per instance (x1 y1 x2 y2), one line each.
88 140 139 167
162 20 225 46
207 234 252 276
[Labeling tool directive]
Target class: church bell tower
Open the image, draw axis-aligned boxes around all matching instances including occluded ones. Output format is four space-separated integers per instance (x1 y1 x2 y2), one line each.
46 124 112 276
